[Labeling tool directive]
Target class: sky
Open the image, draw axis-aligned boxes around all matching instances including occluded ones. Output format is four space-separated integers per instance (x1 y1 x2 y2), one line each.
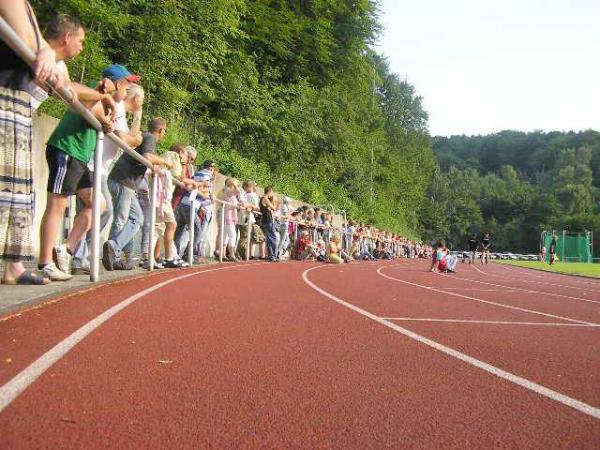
376 0 600 137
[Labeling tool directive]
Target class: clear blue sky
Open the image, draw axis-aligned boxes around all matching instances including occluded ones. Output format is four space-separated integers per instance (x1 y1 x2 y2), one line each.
376 0 600 137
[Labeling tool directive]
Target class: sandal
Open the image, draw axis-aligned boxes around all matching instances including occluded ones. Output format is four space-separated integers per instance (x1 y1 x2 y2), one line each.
2 270 50 285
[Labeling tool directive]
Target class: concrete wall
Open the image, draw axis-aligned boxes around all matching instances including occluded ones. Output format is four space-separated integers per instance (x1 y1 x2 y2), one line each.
30 113 344 258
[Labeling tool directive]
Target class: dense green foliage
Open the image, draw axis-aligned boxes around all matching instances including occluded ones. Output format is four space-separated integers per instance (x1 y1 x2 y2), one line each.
32 0 435 236
424 130 600 254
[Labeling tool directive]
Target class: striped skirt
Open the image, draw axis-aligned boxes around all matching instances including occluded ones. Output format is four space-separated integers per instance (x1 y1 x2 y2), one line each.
0 86 35 262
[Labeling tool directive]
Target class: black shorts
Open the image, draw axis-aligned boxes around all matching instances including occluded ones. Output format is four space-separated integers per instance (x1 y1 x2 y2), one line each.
46 145 93 195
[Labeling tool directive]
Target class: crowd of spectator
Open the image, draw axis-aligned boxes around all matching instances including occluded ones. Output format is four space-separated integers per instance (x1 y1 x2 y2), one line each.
0 5 433 286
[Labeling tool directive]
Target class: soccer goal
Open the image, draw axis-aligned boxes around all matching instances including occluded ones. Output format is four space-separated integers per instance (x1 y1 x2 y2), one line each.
540 230 593 263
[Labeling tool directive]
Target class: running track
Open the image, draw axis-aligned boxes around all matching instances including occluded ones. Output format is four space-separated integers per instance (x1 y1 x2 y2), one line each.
1 261 599 448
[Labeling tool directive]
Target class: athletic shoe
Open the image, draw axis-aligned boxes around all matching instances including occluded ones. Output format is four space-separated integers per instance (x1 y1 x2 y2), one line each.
71 266 91 275
42 263 72 281
143 260 164 270
102 241 117 271
113 259 134 271
54 244 72 274
163 259 183 269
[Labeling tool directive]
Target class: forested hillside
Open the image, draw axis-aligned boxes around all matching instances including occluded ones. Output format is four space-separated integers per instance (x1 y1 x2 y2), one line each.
32 0 436 236
424 130 600 254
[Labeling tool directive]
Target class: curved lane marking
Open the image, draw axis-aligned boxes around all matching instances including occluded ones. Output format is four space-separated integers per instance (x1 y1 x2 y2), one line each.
302 265 600 419
380 317 600 327
437 272 600 306
0 263 262 413
377 266 598 326
493 264 600 289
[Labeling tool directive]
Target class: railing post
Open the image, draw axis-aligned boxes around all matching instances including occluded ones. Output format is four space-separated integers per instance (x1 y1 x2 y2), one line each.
148 171 158 271
90 131 103 282
187 190 197 267
219 202 224 263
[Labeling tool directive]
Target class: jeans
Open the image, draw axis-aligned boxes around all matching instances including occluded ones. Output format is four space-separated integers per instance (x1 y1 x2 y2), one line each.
72 174 113 269
175 206 213 258
276 222 289 257
108 178 144 257
137 190 151 256
261 221 278 260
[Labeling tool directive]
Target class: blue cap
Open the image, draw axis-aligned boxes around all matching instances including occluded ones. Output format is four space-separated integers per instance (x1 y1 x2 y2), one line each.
101 64 141 82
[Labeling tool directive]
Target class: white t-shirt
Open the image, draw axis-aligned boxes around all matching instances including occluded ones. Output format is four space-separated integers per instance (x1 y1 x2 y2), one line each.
246 191 259 225
101 100 128 172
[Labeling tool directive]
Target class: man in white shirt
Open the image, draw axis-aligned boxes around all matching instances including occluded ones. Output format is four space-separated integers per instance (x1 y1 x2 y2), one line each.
71 83 144 274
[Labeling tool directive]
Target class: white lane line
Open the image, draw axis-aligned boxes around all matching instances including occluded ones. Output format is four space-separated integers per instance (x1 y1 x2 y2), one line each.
491 268 600 291
496 264 600 288
0 263 261 414
377 266 598 326
301 266 600 419
379 317 600 327
471 264 486 275
439 272 600 306
438 287 518 293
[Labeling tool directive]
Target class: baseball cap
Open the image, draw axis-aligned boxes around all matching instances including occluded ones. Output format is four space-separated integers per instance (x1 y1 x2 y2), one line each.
102 64 141 82
202 159 216 169
194 171 212 182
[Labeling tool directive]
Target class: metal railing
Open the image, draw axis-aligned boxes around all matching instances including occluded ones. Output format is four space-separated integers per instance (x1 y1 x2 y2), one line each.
0 17 198 282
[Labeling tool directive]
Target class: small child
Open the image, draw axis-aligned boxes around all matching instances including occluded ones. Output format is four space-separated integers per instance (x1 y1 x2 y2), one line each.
316 239 327 262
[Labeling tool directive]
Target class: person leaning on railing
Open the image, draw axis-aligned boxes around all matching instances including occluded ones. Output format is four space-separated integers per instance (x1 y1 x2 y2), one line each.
174 159 216 262
153 144 195 268
0 4 84 285
38 65 138 281
104 117 171 271
71 78 145 275
259 186 279 262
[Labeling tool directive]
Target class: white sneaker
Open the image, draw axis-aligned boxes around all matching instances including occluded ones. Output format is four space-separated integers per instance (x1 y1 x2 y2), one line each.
42 262 72 281
54 244 72 274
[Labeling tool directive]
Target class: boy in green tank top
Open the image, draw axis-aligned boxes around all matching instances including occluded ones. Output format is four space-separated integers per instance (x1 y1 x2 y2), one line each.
38 64 140 281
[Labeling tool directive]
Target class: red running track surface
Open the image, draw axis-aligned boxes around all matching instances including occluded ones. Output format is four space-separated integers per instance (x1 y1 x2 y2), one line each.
0 260 598 448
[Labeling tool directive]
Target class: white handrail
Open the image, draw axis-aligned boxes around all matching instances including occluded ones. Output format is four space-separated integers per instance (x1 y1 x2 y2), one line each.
0 17 174 280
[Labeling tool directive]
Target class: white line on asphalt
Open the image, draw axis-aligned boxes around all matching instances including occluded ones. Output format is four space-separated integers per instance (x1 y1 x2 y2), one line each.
493 264 600 289
379 317 600 327
301 265 600 419
439 272 600 306
377 266 598 326
0 263 261 414
438 287 518 293
471 264 486 275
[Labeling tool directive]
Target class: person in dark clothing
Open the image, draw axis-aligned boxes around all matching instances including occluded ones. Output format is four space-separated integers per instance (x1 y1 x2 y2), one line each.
549 233 558 265
259 186 279 262
480 233 491 264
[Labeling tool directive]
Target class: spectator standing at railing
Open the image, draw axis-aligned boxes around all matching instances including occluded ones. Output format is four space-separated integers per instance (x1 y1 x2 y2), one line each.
153 144 195 268
72 81 145 274
38 65 139 280
235 179 254 259
259 186 279 262
174 170 211 263
103 117 172 270
0 4 70 285
170 144 196 210
218 177 241 262
276 196 291 259
192 160 216 260
244 180 266 260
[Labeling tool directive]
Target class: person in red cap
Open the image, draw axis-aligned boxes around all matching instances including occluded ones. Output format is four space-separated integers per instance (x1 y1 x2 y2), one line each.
37 64 141 281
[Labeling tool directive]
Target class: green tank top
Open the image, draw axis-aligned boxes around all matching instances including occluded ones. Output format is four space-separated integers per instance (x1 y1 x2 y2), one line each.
47 109 98 164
